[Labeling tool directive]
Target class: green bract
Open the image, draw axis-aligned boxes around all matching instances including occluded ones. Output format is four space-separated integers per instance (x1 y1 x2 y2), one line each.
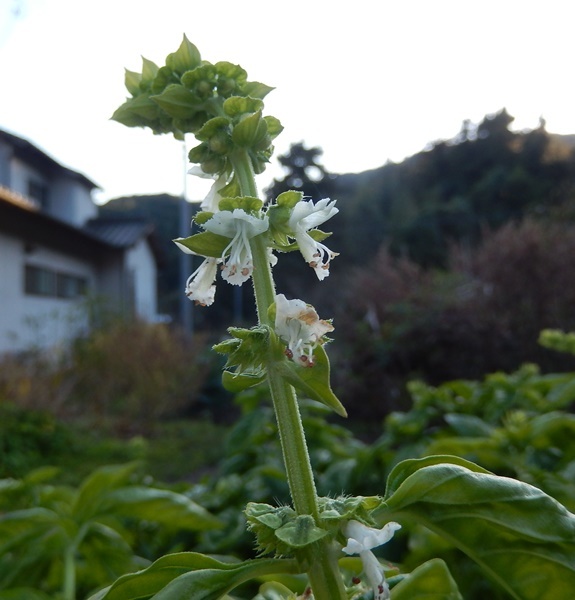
275 345 347 418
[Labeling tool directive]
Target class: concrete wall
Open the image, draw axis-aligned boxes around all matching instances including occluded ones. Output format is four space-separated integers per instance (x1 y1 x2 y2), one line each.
0 231 97 353
126 238 158 321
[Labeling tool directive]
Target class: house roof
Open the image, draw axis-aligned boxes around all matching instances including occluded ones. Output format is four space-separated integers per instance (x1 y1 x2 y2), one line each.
0 129 99 190
0 193 119 260
84 217 155 247
84 216 164 264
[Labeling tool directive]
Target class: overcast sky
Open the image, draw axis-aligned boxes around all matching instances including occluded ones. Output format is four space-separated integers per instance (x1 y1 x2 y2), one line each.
0 0 573 204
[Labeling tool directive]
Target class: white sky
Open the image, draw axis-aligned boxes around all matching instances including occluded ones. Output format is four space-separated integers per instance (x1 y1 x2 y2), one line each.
0 0 573 204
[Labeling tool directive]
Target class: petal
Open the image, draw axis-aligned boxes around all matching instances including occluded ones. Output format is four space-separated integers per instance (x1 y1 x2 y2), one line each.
343 520 401 553
360 550 385 595
289 198 338 231
185 258 218 306
204 209 268 239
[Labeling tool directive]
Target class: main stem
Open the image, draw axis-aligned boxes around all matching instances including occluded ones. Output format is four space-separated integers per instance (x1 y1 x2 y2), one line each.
230 149 347 599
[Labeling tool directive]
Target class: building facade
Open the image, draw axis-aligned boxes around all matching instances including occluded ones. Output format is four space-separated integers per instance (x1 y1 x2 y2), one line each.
0 129 160 353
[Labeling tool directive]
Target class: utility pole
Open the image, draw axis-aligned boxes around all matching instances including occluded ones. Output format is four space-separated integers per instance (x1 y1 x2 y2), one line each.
179 140 193 333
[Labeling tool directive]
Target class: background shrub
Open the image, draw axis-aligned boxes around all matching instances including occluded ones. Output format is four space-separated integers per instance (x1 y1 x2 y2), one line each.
0 320 214 434
335 219 575 421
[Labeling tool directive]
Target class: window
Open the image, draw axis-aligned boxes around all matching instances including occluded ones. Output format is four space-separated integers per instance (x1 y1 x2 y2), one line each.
25 265 87 299
25 265 56 296
57 273 87 298
27 180 49 210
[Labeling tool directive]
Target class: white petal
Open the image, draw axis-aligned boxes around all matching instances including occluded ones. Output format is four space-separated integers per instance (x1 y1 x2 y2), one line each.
185 258 218 306
188 165 212 178
343 520 401 553
274 294 333 366
288 198 338 231
203 209 268 239
360 550 385 597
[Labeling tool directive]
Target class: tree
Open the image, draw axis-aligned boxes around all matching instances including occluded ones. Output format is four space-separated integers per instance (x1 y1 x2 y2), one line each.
265 142 333 201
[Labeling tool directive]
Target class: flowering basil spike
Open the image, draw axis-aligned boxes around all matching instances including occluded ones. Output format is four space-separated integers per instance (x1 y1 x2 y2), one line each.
185 257 219 306
274 294 333 367
342 520 402 600
203 209 269 285
288 198 339 280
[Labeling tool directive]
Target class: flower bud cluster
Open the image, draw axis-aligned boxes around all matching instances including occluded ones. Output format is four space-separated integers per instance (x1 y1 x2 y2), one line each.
112 35 282 176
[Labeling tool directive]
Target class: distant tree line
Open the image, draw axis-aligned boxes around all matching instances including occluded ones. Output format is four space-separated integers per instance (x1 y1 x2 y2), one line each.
101 110 575 422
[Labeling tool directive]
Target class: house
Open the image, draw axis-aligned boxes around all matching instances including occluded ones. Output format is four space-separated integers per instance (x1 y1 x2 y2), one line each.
0 128 161 354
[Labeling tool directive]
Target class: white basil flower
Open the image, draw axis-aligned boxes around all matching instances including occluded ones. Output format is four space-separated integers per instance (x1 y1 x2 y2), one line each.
274 293 333 367
288 198 339 280
203 209 269 285
184 257 219 306
188 166 228 213
342 520 402 600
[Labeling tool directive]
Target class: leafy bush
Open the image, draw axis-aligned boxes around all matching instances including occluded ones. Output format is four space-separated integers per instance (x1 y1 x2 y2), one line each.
335 219 575 420
0 463 220 600
0 320 214 433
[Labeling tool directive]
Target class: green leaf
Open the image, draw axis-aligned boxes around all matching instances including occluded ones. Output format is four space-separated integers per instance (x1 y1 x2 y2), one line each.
443 413 494 437
390 558 463 599
276 345 347 417
102 487 221 530
72 462 141 521
375 456 575 600
166 35 202 74
111 94 160 126
0 589 53 600
151 84 201 119
88 552 299 600
222 370 266 393
252 581 298 600
173 231 230 258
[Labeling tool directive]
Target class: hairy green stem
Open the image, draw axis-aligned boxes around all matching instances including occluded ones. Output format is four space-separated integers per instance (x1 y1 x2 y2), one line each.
230 149 347 599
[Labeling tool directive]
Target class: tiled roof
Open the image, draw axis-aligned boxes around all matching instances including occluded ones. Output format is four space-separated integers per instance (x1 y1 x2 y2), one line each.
84 217 154 248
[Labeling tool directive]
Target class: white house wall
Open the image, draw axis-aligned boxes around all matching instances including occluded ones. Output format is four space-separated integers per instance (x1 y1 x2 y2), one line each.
0 230 97 353
126 238 158 321
9 157 45 199
50 176 97 227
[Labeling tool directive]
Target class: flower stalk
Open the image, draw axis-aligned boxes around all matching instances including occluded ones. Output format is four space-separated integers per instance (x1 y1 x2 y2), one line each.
233 150 347 599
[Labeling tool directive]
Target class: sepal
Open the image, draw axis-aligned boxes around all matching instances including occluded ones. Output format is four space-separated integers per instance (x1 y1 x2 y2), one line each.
151 84 202 119
246 503 327 556
232 110 269 148
173 231 229 257
243 81 275 99
218 196 263 213
165 34 202 75
214 326 274 389
223 95 264 117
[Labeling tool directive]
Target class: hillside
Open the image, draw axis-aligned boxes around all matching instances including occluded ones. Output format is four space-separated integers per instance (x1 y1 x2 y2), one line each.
101 110 575 323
